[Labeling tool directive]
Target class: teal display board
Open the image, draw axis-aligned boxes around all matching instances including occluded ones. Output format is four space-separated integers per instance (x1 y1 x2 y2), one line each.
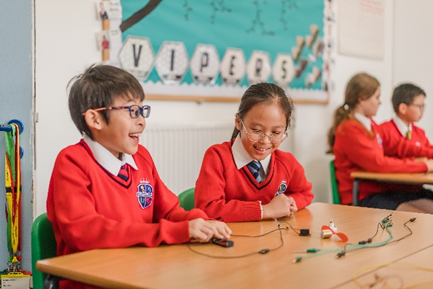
119 0 326 101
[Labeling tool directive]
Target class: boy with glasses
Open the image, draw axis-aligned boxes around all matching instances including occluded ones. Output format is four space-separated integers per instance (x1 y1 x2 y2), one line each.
47 65 231 288
380 83 432 158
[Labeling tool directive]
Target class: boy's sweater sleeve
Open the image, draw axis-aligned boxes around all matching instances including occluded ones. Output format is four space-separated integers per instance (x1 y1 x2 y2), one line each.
379 123 433 159
150 163 208 222
337 122 427 173
47 149 207 252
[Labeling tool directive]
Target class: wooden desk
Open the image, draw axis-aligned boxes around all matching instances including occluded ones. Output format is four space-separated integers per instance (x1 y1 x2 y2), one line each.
36 203 433 289
341 244 433 288
350 171 433 205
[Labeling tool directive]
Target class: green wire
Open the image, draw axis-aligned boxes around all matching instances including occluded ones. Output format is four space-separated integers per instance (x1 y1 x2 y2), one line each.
293 223 394 263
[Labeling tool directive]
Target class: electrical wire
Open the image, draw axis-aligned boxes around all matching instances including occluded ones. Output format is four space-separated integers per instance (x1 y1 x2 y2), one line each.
293 218 396 263
352 261 433 289
386 218 415 245
284 220 301 235
187 223 288 259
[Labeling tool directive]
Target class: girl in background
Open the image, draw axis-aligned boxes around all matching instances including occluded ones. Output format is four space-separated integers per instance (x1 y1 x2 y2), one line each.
328 72 433 212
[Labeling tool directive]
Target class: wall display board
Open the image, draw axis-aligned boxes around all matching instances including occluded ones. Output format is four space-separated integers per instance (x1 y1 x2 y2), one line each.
113 0 327 103
338 0 385 59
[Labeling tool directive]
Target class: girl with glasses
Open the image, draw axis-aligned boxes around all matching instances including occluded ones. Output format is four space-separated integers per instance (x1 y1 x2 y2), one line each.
195 83 313 222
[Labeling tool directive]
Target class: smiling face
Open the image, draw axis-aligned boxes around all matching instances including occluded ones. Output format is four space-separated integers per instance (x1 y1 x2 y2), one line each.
356 87 381 118
87 96 146 159
235 101 287 161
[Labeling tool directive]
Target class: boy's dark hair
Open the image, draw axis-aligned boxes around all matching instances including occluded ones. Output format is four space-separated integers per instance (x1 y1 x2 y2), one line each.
231 82 294 140
68 64 145 139
392 83 426 113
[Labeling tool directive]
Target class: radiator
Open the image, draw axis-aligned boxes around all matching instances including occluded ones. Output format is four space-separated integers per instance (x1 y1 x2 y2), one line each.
141 122 234 195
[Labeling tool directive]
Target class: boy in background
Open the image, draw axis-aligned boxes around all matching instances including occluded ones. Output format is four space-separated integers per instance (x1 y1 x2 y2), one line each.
380 83 432 158
47 65 231 288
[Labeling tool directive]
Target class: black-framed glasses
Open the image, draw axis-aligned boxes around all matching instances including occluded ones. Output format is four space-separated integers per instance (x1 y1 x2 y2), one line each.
240 119 287 144
83 105 151 119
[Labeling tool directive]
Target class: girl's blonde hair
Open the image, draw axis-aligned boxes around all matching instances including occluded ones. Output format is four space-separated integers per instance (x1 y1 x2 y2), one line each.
327 73 380 153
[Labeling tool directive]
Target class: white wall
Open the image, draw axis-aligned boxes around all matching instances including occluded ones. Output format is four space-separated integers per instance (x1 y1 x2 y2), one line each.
293 0 395 202
35 0 397 216
393 0 433 139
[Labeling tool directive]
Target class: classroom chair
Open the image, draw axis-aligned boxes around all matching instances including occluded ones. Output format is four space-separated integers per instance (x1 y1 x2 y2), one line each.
178 188 195 211
329 160 341 204
31 213 60 289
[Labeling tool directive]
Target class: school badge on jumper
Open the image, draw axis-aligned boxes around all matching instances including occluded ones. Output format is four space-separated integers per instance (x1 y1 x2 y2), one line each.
376 133 383 147
275 179 288 196
136 179 153 209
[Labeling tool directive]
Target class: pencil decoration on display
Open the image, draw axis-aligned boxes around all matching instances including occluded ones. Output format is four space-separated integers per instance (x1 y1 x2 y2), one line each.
101 0 110 62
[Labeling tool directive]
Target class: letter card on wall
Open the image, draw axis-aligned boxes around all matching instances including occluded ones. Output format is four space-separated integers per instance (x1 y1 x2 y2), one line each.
117 0 327 103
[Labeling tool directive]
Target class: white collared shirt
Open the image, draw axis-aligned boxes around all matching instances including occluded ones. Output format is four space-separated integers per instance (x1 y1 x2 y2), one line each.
354 112 372 131
83 135 138 176
232 135 271 180
393 116 411 138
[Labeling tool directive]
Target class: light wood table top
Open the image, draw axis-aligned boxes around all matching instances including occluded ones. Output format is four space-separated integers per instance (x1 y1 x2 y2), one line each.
351 171 433 184
341 244 433 288
37 203 433 289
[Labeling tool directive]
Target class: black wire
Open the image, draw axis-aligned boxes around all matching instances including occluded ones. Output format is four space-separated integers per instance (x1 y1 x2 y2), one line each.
369 222 381 240
340 219 414 258
385 220 413 245
187 225 287 259
284 221 301 235
231 228 284 238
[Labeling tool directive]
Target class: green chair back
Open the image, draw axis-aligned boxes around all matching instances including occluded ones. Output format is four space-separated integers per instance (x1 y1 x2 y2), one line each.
330 160 341 204
31 213 57 289
178 188 195 211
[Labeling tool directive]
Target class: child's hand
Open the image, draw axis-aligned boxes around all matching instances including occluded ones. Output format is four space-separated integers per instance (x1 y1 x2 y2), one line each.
287 196 298 213
189 219 231 242
262 194 295 219
424 159 433 172
206 220 232 240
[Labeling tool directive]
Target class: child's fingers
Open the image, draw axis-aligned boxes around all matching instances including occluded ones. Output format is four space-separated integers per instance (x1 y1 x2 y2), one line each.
194 228 213 242
207 221 232 239
189 219 216 242
219 224 232 239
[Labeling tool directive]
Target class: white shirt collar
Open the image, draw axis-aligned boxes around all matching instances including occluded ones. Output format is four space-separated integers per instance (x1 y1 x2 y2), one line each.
393 116 411 137
232 135 271 173
83 135 138 176
354 112 372 131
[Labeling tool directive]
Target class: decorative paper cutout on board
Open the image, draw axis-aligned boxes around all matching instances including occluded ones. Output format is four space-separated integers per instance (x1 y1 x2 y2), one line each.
116 0 327 102
154 42 189 85
220 48 246 86
190 44 220 85
118 36 154 80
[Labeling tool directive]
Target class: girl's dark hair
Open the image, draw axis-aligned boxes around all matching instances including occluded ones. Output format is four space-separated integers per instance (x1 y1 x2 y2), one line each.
68 64 145 139
231 82 294 140
327 72 380 153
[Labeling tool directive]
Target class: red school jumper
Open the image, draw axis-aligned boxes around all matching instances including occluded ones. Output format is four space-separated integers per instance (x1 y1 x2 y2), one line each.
195 141 313 222
47 140 207 289
333 119 433 205
380 120 433 158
